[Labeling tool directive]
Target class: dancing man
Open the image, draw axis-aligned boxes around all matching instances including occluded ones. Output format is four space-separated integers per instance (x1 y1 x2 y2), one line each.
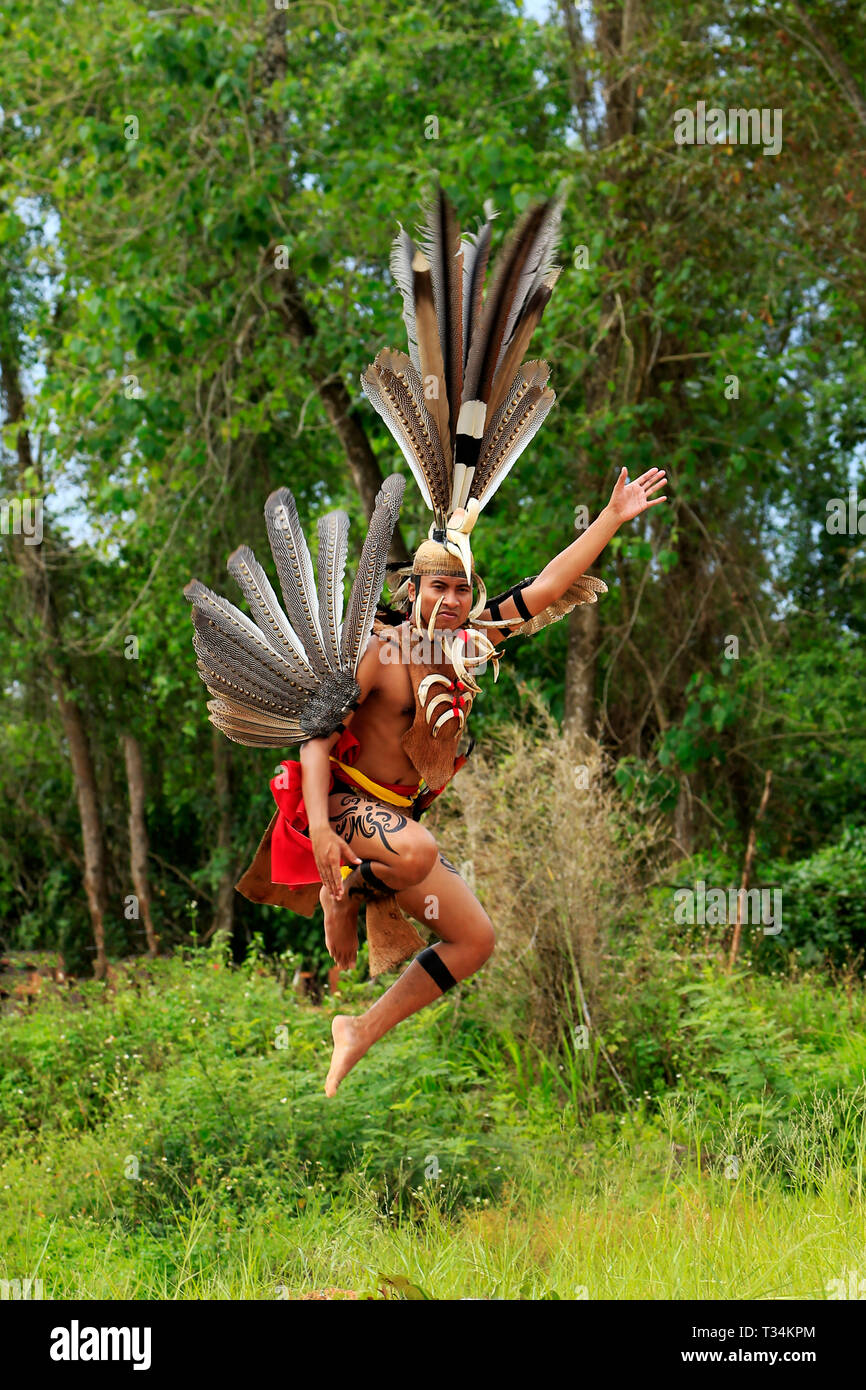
183 182 666 1096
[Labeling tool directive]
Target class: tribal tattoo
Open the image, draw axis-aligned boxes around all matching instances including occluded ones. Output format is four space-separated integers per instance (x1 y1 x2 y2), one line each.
438 854 461 876
330 794 409 857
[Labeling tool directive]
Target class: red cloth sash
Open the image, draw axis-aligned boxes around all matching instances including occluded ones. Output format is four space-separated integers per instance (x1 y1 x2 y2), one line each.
270 727 421 886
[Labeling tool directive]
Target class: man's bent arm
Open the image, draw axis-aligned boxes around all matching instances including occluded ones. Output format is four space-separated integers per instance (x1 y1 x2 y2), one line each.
476 466 666 643
477 505 620 643
298 632 382 830
533 465 667 605
300 731 341 833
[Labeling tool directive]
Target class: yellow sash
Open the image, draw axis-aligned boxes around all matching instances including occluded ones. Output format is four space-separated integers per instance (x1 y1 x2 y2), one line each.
329 757 420 806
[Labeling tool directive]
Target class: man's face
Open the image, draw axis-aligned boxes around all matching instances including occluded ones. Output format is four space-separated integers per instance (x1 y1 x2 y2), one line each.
408 574 473 628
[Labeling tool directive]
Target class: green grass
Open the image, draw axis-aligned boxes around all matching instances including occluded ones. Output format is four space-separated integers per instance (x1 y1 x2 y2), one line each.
1 938 865 1300
6 1160 864 1300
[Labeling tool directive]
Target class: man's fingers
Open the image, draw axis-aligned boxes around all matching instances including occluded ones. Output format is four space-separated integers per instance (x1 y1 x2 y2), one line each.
324 876 341 898
328 857 342 896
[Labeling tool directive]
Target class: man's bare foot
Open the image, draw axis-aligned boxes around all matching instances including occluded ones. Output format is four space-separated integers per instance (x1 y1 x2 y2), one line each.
325 1014 371 1097
320 883 360 971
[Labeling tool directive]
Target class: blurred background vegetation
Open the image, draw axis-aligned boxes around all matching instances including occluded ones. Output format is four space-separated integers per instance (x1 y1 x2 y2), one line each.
0 0 865 1298
2 0 865 975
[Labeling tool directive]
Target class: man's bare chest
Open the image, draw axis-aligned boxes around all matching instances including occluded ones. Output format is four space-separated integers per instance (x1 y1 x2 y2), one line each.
345 649 416 784
373 649 415 720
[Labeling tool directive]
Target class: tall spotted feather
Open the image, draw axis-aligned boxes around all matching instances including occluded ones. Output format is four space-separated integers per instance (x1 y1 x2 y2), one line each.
360 354 449 516
461 210 497 372
227 545 309 664
316 510 349 670
416 184 464 449
473 366 556 510
340 475 406 673
264 490 330 675
463 200 552 405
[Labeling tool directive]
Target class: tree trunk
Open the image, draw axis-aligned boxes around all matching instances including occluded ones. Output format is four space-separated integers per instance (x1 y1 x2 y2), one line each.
563 600 601 736
54 682 110 977
211 727 235 940
673 776 694 859
728 769 773 971
559 1 642 736
122 733 159 957
0 333 111 979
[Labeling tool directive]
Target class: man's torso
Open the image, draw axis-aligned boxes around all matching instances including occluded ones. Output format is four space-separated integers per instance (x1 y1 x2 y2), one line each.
344 622 420 787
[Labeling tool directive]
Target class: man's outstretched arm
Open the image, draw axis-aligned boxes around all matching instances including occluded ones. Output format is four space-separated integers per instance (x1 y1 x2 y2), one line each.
477 466 667 643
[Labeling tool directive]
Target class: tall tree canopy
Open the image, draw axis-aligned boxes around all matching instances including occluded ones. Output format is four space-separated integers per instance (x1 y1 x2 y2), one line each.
1 0 864 971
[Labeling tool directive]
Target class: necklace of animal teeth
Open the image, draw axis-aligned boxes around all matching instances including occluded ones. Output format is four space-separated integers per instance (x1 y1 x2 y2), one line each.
441 625 500 691
420 672 471 735
410 591 501 686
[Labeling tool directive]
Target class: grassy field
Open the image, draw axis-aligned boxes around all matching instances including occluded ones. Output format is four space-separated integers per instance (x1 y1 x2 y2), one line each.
1 939 864 1300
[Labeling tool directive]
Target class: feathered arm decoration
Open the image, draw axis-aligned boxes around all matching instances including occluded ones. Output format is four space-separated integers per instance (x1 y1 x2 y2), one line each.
184 474 405 745
473 573 609 640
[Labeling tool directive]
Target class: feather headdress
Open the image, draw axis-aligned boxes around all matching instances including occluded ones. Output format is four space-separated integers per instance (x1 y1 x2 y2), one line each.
360 180 566 585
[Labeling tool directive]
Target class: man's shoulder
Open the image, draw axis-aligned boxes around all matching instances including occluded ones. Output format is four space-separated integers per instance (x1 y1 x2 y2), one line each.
372 615 403 636
357 622 409 697
371 618 408 651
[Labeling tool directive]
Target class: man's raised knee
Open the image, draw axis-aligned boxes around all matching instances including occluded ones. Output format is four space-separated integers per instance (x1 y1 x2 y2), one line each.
401 829 438 882
475 922 496 963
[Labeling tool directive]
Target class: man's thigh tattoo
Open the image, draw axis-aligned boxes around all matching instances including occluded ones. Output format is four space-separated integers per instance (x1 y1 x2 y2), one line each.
331 794 409 857
438 854 461 876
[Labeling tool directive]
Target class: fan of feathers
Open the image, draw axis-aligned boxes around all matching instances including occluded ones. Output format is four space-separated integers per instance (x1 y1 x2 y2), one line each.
183 475 405 747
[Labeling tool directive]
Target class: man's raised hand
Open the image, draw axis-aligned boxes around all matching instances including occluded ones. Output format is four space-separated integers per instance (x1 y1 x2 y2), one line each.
608 466 667 524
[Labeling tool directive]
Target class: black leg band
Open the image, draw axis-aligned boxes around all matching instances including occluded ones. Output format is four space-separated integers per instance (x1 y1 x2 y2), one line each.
345 860 393 901
416 945 458 993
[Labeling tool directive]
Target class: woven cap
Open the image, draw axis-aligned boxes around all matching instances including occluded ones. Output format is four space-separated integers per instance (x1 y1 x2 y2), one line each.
411 538 474 578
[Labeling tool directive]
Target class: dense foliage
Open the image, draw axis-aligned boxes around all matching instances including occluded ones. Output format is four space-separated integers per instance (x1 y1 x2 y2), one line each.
1 3 863 978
